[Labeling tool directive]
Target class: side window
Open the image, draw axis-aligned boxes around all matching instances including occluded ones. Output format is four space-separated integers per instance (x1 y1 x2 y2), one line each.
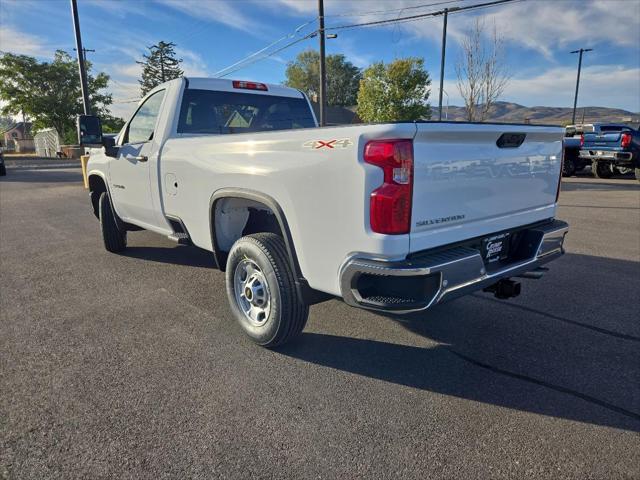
125 90 165 144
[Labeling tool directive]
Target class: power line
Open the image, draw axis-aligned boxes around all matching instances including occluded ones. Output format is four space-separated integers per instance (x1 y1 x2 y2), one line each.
324 0 464 18
112 97 141 104
326 0 520 31
217 32 316 78
213 0 520 77
214 19 317 77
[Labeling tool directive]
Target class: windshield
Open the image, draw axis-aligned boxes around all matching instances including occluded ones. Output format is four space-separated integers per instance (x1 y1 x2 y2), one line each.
177 89 315 134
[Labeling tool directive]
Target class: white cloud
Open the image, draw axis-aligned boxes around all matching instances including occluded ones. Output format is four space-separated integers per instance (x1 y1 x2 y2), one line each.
0 25 50 57
503 64 640 111
466 0 640 59
268 0 640 59
83 0 150 18
442 64 640 112
175 47 210 77
156 0 264 35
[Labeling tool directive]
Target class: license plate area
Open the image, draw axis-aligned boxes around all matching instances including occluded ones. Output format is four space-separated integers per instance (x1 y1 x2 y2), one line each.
482 233 510 264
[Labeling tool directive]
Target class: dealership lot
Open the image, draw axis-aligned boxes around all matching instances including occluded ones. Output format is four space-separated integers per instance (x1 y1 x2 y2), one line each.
1 167 639 479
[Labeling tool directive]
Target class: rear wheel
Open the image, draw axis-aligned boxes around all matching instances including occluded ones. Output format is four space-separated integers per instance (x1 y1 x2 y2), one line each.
592 160 613 179
0 164 6 176
98 192 127 252
225 233 308 347
562 157 576 177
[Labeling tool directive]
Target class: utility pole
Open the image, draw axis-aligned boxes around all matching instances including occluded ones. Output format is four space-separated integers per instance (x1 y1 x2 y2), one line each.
70 0 91 115
318 0 327 127
438 8 448 121
570 48 592 124
74 47 95 64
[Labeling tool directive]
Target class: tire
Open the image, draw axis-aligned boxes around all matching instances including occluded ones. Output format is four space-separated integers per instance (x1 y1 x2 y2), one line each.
98 192 127 252
225 232 308 348
562 157 576 177
0 164 6 176
592 160 613 179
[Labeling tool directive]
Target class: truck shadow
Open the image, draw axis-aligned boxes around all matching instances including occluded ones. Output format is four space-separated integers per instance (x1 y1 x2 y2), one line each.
0 168 83 183
123 245 216 268
561 180 639 192
279 253 640 432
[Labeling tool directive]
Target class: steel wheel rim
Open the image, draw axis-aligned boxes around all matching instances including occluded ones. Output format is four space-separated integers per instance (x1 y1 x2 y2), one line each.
233 258 271 327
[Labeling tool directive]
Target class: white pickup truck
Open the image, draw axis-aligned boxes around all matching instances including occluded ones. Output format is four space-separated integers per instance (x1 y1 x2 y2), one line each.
79 77 568 347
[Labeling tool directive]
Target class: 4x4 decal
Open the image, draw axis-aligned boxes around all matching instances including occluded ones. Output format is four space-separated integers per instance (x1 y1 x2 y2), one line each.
303 138 353 150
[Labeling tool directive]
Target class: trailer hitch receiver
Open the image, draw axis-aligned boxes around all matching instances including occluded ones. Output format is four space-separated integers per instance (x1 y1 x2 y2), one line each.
483 279 521 299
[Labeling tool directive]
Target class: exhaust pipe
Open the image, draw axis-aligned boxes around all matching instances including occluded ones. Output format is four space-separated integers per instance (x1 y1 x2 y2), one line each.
483 279 521 299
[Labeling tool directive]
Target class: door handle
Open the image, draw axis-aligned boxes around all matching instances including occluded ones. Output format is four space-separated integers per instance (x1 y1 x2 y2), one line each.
136 155 148 162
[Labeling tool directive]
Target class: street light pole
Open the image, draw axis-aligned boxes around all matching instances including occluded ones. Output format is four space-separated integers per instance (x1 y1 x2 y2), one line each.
318 0 327 127
70 0 91 115
570 48 592 124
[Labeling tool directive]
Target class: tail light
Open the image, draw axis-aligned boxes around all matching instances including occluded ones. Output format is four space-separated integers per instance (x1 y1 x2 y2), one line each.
621 132 632 148
580 134 584 147
232 80 268 91
364 139 413 234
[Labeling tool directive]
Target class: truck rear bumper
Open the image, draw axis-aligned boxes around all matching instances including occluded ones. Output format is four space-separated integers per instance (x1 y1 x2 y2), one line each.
579 149 633 162
339 220 568 313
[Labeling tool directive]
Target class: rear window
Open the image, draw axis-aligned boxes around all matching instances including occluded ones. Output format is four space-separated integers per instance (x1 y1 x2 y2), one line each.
600 125 631 132
177 89 315 134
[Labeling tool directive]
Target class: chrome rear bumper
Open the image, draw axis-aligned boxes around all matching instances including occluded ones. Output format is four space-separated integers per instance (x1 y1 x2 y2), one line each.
579 150 633 162
339 220 569 313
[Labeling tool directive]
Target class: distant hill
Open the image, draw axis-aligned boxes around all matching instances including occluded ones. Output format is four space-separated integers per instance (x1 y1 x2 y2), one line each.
442 101 639 125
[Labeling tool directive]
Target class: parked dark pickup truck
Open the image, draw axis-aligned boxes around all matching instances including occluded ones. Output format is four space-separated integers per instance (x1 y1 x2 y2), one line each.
579 124 640 181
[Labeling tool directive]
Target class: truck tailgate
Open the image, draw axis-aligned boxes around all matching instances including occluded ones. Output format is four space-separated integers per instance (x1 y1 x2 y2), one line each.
410 123 563 253
583 131 623 148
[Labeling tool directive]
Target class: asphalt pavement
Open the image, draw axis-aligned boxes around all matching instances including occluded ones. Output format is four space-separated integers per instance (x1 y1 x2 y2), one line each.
1 167 639 479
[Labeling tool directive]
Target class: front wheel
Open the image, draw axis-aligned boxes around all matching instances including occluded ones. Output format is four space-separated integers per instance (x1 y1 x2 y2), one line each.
225 233 308 347
592 160 613 179
98 192 127 252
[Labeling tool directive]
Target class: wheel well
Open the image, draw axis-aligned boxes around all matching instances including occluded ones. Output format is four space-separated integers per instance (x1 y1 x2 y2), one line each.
212 197 283 269
210 192 334 306
88 175 107 218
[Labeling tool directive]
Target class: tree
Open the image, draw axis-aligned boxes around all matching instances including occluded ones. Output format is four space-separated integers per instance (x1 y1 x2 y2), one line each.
455 19 510 122
137 41 183 95
0 50 114 144
357 57 431 122
101 114 126 134
285 50 362 106
0 116 13 133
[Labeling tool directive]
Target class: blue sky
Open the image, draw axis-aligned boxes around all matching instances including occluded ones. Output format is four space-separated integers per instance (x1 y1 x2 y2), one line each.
1 0 639 119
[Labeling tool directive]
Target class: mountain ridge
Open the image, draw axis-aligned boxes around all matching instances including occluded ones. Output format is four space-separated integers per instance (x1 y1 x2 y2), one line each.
441 101 639 125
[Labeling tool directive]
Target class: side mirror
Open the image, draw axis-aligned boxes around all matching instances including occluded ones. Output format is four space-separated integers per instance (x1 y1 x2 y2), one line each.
77 115 103 146
103 135 119 157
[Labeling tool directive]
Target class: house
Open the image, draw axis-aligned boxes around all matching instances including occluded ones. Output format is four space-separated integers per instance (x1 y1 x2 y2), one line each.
1 122 35 152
